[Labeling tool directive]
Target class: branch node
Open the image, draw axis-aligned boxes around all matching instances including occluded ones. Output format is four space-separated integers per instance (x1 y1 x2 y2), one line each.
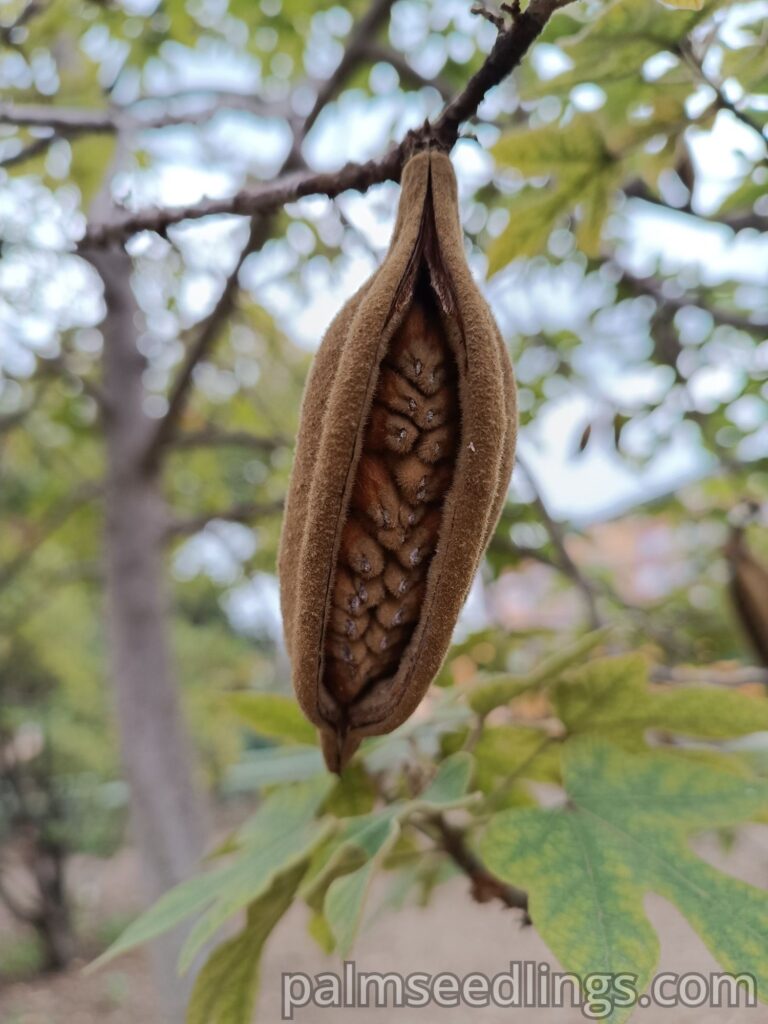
470 3 506 31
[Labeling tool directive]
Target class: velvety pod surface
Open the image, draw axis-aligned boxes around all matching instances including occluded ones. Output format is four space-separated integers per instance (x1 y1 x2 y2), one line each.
278 150 517 771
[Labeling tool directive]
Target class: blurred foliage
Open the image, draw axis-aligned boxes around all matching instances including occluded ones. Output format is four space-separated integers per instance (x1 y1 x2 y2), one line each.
97 642 768 1023
1 0 767 1010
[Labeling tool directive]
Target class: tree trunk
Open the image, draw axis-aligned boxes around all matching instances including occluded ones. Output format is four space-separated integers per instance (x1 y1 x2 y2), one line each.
90 246 209 1023
31 839 76 972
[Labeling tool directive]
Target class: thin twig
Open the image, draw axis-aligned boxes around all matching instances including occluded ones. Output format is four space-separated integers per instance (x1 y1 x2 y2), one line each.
140 0 401 467
515 452 604 629
0 134 56 169
676 39 767 149
81 0 575 247
433 816 531 919
651 665 768 688
0 481 102 592
623 179 768 234
617 267 763 335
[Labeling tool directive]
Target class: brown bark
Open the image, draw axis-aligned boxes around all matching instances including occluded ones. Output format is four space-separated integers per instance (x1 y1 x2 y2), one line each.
30 839 76 972
88 245 209 1022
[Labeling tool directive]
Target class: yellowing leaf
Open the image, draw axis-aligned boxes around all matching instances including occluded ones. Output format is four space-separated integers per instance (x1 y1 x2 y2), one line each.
554 654 768 741
482 740 768 1023
487 186 575 272
493 116 608 182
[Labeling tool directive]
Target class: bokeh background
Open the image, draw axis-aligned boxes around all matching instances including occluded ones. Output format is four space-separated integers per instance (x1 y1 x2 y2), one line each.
1 0 767 1019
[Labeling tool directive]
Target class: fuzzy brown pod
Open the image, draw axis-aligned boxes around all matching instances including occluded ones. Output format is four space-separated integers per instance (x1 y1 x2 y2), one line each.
278 149 517 772
727 524 768 668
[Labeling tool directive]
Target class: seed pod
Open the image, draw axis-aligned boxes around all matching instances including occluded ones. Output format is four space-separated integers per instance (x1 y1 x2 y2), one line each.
726 521 768 668
278 149 517 772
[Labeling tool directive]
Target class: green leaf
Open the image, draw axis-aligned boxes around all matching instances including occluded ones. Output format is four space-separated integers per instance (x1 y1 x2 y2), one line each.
224 745 325 789
574 166 623 257
322 761 378 817
186 863 304 1024
324 816 401 956
90 777 332 973
178 778 334 971
715 172 766 217
306 754 476 954
467 628 610 716
519 0 725 97
69 134 116 210
417 751 474 806
474 725 561 790
494 117 608 182
482 739 768 1022
488 186 574 271
87 863 234 973
555 654 768 742
225 692 318 745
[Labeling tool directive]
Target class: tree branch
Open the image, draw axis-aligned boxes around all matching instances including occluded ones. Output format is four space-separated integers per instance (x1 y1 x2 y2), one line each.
299 0 397 141
0 134 56 169
676 39 767 149
623 180 768 234
0 103 115 133
0 481 102 592
0 868 39 925
142 216 275 470
82 0 572 247
651 665 768 688
362 42 453 100
140 0 402 468
514 452 604 629
433 816 530 919
0 100 262 138
617 267 764 335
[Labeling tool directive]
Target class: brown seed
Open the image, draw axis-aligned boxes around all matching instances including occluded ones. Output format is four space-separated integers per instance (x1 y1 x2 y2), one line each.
324 657 369 703
376 366 426 424
391 455 454 505
278 150 517 772
328 605 370 641
375 523 407 553
366 405 419 455
333 568 386 616
326 634 369 667
388 303 448 396
417 423 457 464
376 585 425 629
364 619 410 656
351 455 401 529
394 505 442 570
383 560 423 598
338 518 385 579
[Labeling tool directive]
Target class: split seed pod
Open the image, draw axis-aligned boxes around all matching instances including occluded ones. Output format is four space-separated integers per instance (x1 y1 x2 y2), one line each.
726 518 768 668
278 149 517 772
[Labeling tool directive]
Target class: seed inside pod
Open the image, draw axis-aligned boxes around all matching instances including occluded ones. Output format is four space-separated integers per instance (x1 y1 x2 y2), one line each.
323 281 459 706
279 151 518 773
338 518 385 579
